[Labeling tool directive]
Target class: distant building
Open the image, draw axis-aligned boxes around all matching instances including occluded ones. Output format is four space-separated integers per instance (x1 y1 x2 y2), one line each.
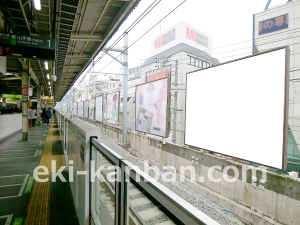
254 0 300 174
140 22 220 145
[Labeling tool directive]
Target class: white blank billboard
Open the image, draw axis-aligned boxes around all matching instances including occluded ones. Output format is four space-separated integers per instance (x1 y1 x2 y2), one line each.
185 48 289 170
95 96 103 122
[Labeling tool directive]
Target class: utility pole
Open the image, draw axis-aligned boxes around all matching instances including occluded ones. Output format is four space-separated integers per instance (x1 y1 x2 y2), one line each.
102 32 128 144
123 32 128 144
172 59 178 144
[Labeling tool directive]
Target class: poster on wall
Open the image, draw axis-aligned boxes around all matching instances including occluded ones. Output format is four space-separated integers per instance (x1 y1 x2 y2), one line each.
106 92 119 125
78 101 84 117
84 101 89 118
135 77 170 137
95 96 103 122
89 99 95 120
73 102 78 115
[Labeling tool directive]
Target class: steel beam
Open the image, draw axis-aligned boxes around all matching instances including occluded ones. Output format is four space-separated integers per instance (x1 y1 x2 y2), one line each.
66 54 90 59
70 34 103 41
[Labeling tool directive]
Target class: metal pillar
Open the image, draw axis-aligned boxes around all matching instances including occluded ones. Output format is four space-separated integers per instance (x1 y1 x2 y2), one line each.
22 61 29 141
123 32 128 144
172 60 178 143
37 86 41 125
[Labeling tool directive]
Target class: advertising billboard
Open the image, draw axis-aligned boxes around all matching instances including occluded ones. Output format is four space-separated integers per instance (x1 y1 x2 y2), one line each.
73 102 78 115
89 99 95 120
185 47 289 170
95 96 103 122
78 102 84 117
106 92 119 125
135 77 170 137
84 101 89 118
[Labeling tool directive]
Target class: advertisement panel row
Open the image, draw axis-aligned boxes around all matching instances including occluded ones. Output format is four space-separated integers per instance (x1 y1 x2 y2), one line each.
72 93 120 125
71 78 170 138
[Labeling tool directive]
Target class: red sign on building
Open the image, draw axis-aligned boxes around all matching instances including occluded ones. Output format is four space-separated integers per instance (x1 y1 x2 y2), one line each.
147 71 170 82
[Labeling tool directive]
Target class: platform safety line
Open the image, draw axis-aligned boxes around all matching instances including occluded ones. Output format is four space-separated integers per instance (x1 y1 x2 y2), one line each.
34 149 39 157
4 149 39 152
0 174 26 178
0 183 23 188
24 121 60 225
0 174 29 199
0 214 13 225
23 175 34 194
12 217 23 225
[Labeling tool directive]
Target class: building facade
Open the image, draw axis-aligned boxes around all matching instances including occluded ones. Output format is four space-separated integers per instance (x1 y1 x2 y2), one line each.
254 0 300 172
141 22 219 145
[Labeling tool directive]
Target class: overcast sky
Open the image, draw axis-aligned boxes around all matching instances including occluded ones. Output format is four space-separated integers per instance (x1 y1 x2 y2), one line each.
73 0 289 87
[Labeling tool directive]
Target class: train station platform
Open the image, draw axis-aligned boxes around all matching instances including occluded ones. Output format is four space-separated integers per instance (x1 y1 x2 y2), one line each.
0 116 78 225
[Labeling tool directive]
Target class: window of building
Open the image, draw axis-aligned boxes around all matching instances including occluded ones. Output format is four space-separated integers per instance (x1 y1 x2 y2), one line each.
187 55 191 65
187 55 211 69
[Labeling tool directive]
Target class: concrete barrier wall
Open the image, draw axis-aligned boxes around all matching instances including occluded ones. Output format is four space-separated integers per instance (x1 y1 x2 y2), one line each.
75 116 300 225
0 114 22 140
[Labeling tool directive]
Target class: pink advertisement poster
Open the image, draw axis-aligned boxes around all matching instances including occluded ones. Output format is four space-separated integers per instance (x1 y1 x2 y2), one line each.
106 92 119 125
135 78 169 137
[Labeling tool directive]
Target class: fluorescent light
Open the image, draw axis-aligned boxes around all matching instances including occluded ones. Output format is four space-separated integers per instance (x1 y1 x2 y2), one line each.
6 73 13 75
34 0 41 10
49 86 52 89
48 81 50 85
44 61 48 70
46 73 50 79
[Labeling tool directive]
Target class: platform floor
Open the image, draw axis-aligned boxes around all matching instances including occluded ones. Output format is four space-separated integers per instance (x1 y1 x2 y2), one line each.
0 117 78 225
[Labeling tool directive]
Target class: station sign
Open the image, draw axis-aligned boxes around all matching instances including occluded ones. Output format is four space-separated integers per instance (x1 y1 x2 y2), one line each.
0 32 55 60
1 94 22 99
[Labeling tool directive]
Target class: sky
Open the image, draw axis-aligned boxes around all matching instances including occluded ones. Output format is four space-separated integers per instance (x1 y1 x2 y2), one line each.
72 0 290 89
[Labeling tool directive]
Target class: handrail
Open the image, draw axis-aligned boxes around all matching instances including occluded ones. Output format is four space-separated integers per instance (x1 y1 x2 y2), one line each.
90 137 220 225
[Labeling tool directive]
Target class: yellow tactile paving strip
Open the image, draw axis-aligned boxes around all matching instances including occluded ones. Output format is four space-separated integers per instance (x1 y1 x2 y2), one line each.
24 118 65 225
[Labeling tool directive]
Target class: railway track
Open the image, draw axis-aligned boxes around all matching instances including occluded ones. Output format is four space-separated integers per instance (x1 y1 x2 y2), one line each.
97 156 176 225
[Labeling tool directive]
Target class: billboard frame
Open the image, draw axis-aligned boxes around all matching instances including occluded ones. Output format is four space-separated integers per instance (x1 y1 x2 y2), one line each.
95 95 103 123
106 91 120 125
135 77 171 138
185 46 289 170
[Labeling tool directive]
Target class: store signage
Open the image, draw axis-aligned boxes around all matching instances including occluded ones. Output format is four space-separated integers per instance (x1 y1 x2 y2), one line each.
1 94 22 99
154 29 176 50
0 32 55 60
186 27 208 47
151 22 212 56
147 71 170 82
259 14 288 35
1 94 16 98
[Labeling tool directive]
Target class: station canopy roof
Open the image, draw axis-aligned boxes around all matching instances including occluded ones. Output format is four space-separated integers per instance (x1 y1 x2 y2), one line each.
0 0 140 101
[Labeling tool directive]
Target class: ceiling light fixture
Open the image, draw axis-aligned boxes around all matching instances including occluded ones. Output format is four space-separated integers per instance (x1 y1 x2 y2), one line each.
48 81 50 85
46 73 50 79
34 0 41 10
44 61 48 70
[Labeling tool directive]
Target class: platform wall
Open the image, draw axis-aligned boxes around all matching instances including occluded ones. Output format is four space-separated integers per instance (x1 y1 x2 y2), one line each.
0 114 22 140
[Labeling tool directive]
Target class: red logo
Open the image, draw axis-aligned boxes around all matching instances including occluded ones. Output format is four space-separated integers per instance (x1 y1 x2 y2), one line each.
186 27 196 42
154 36 163 50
